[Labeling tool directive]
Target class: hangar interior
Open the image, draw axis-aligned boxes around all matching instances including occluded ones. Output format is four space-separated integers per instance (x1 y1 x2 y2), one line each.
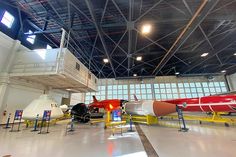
1 0 236 157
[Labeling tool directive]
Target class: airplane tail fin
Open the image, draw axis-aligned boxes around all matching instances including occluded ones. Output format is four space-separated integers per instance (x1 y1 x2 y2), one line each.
92 95 98 103
134 94 138 101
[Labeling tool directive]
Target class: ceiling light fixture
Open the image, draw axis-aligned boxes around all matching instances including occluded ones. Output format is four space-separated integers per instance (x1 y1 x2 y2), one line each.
221 70 226 73
133 74 137 77
103 58 109 63
201 53 209 57
66 88 71 91
175 72 180 75
141 24 152 34
234 53 236 56
136 56 142 61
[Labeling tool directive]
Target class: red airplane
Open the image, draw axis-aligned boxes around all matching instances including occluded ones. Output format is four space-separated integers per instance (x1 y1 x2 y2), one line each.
124 94 236 117
88 96 126 112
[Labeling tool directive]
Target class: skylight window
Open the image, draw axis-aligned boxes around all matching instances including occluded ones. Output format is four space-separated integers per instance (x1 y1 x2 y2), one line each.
26 30 36 44
46 44 52 49
1 11 14 28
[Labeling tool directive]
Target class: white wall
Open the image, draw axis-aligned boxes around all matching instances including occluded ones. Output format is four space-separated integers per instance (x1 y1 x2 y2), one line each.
226 73 236 91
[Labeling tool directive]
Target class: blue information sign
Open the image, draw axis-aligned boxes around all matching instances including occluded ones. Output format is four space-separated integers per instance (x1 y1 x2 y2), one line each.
112 109 122 121
14 110 23 120
42 110 51 121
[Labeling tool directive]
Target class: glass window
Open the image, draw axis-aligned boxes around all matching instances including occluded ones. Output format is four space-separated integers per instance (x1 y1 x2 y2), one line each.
165 83 170 88
141 84 146 89
202 82 208 87
135 84 140 88
166 89 172 93
154 84 159 88
146 84 151 88
203 88 209 93
155 94 161 100
161 88 166 93
123 85 128 89
209 82 214 87
147 89 152 93
108 85 112 90
172 88 178 93
178 83 183 88
101 96 105 100
191 88 196 93
107 90 113 95
27 30 36 44
197 88 203 92
184 83 189 87
221 87 227 92
142 94 147 99
130 84 135 89
185 88 191 93
46 44 52 49
161 94 167 100
214 82 220 87
180 94 186 98
107 95 112 99
220 82 226 87
190 83 195 87
186 94 192 98
123 90 128 94
147 94 152 99
198 93 204 97
113 90 117 94
195 82 201 87
141 89 146 94
118 85 122 89
192 93 198 98
215 88 221 93
160 83 165 88
173 94 179 99
167 94 173 99
130 89 135 95
179 88 185 93
171 83 177 88
209 88 215 93
118 90 122 94
155 88 160 93
1 11 14 28
136 89 140 94
113 85 117 90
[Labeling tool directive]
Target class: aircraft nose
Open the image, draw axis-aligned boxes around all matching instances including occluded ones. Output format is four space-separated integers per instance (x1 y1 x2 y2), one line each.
153 101 176 116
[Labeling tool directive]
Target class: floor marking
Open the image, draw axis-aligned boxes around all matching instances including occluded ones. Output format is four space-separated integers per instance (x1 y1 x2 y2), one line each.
135 124 159 157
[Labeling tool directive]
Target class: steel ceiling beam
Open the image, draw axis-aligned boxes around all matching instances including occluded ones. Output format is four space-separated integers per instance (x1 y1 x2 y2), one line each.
85 0 117 78
182 0 213 50
134 0 164 22
152 0 219 75
183 31 236 74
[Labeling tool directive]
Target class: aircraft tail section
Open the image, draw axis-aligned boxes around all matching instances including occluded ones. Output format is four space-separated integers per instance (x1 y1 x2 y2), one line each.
134 94 138 101
92 95 98 103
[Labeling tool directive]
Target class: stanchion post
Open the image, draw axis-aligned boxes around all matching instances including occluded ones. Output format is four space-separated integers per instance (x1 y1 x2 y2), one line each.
31 114 39 132
4 113 11 129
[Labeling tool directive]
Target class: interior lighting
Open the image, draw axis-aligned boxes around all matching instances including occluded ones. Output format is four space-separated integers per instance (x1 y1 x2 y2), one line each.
66 88 72 91
1 11 14 28
201 53 208 57
221 70 226 73
141 24 152 34
234 53 236 56
103 58 109 63
133 74 137 77
136 56 142 61
175 72 180 75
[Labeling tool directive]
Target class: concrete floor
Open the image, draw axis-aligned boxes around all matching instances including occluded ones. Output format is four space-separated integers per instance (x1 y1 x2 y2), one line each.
1 120 236 157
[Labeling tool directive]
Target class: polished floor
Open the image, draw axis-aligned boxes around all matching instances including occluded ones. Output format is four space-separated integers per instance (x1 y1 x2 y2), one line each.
0 121 147 157
140 121 236 157
1 120 236 157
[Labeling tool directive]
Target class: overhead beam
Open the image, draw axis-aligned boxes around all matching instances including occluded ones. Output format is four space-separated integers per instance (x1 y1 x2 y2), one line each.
85 0 117 78
152 0 219 75
183 31 236 74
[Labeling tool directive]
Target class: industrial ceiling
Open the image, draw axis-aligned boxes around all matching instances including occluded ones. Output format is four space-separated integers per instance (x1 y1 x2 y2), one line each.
2 0 236 79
